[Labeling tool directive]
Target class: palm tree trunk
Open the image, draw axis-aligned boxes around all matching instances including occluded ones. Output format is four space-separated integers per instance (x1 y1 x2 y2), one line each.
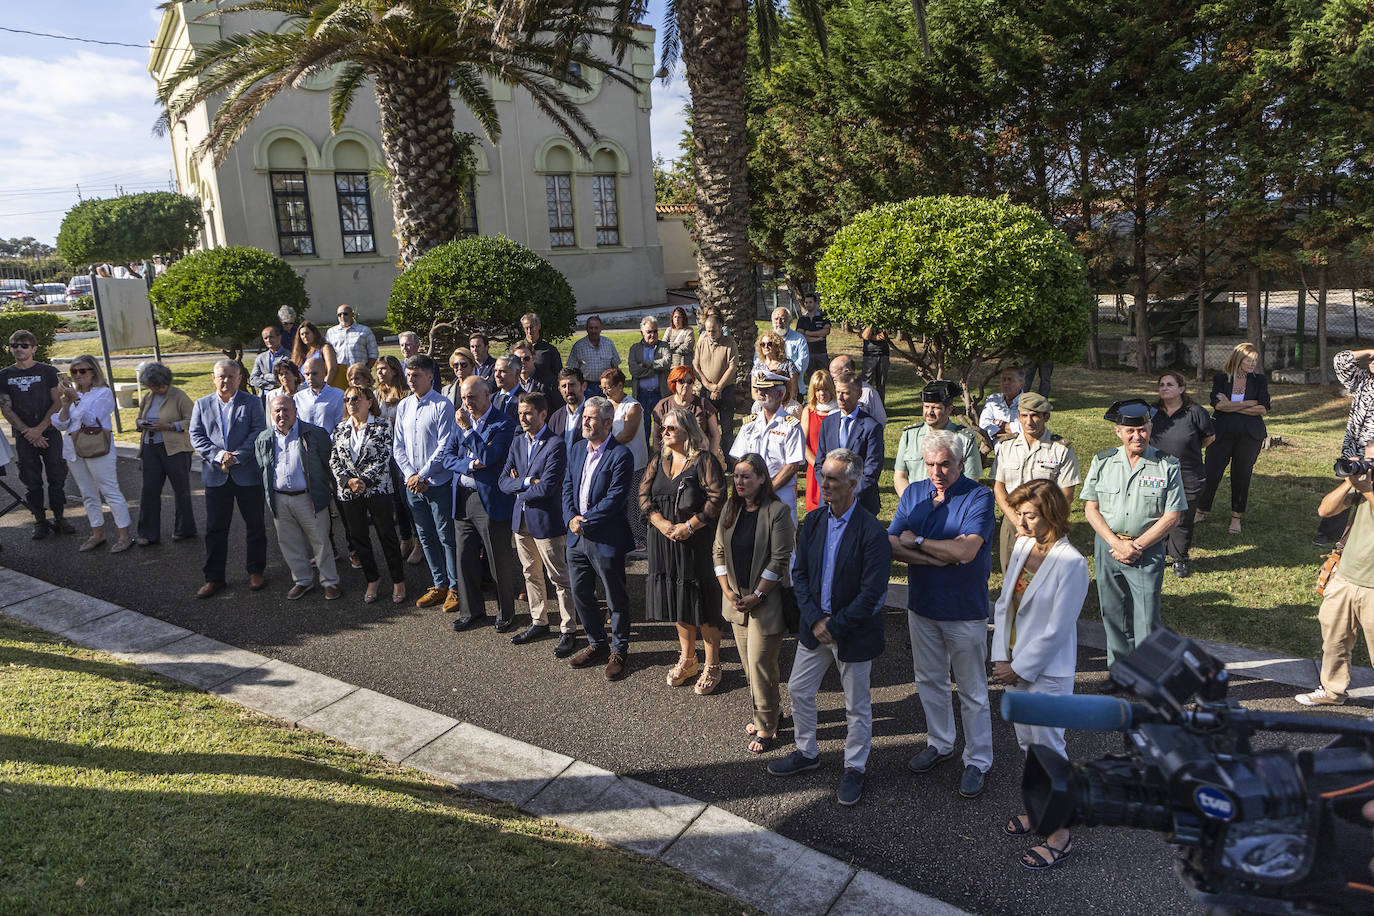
678 0 756 377
374 61 461 268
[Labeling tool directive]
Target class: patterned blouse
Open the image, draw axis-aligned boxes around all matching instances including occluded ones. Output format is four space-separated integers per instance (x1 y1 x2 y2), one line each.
1334 350 1374 458
328 415 395 501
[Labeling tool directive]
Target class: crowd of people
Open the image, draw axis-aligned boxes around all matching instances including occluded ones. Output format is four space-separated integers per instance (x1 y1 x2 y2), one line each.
6 301 1358 871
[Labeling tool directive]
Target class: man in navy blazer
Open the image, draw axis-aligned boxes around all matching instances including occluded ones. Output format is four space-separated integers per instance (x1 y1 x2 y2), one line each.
189 359 268 598
546 368 587 448
443 376 520 632
768 448 891 807
499 392 578 653
490 356 523 420
815 376 884 515
562 396 635 679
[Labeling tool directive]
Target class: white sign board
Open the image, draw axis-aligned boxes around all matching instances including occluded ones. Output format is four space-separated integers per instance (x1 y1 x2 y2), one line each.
93 277 157 352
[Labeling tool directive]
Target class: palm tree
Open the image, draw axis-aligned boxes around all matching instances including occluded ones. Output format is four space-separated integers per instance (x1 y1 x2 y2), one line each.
155 0 642 268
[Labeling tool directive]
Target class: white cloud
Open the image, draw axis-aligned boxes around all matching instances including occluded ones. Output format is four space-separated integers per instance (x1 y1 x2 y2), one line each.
0 50 173 244
648 62 690 164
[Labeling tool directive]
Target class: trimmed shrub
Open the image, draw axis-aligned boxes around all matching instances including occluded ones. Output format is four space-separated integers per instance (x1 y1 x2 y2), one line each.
57 192 203 266
150 246 308 350
0 312 63 368
387 236 576 355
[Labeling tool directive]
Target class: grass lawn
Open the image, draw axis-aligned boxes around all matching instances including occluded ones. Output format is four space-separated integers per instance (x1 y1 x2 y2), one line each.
48 329 223 360
0 617 750 916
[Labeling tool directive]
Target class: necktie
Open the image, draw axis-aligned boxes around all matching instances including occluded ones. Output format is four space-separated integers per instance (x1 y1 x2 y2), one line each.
841 415 852 445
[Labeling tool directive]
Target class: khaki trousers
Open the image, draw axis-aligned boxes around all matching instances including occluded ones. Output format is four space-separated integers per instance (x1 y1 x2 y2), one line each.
998 515 1017 574
732 621 784 736
1318 576 1374 699
274 491 338 587
514 527 575 632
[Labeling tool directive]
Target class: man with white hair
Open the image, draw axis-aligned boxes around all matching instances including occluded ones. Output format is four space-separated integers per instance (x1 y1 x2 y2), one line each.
772 307 810 394
827 355 886 426
628 315 671 424
398 331 421 361
767 449 891 806
889 427 997 799
491 355 522 418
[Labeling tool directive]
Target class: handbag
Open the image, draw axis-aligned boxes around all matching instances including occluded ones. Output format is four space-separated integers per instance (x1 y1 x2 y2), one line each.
72 424 111 459
1317 520 1354 597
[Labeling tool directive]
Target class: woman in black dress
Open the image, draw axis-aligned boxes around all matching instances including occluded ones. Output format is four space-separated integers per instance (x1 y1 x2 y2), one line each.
1197 343 1270 535
641 407 727 694
1150 371 1215 578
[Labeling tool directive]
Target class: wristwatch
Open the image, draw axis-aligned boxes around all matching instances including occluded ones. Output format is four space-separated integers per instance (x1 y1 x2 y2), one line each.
914 535 926 549
752 589 765 601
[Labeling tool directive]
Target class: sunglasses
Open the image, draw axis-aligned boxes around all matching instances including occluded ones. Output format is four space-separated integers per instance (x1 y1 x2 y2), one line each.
8 342 32 349
343 395 367 404
452 362 471 370
662 426 680 434
520 355 532 362
71 367 93 376
337 312 352 317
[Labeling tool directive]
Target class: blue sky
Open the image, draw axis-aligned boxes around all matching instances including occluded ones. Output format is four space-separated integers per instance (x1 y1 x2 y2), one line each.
0 0 688 245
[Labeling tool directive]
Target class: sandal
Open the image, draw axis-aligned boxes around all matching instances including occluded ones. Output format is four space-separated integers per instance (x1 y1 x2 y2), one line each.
392 587 407 605
364 583 380 604
694 663 723 695
666 655 700 687
1229 514 1243 535
1021 836 1073 870
747 732 774 754
1003 815 1032 837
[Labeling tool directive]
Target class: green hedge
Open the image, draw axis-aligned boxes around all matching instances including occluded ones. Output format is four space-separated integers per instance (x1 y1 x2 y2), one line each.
150 246 308 350
0 312 62 368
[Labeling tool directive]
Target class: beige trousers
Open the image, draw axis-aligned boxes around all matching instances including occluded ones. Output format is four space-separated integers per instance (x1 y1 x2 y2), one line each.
514 527 575 632
274 491 338 587
1318 576 1374 699
731 620 784 735
999 514 1018 574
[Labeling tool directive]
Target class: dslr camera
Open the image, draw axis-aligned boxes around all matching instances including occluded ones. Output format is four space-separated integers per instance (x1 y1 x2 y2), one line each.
1333 456 1374 479
1003 628 1374 914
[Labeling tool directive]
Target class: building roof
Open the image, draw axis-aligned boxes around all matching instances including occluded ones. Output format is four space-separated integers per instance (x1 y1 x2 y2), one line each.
656 203 694 215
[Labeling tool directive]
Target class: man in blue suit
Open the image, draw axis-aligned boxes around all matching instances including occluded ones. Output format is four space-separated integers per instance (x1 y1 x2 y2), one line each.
814 375 884 515
546 368 586 448
562 396 635 680
768 449 892 807
500 392 578 654
490 356 523 419
189 359 268 599
444 376 520 632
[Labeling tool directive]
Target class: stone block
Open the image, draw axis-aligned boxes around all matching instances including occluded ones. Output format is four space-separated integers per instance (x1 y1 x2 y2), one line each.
0 566 60 609
403 723 574 807
121 633 270 690
61 608 192 654
297 688 458 762
3 588 121 633
828 870 970 916
661 804 855 916
210 658 357 725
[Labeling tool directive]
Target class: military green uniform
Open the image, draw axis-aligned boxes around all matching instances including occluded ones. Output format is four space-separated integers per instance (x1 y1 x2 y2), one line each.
1080 445 1187 666
993 430 1081 571
893 420 982 485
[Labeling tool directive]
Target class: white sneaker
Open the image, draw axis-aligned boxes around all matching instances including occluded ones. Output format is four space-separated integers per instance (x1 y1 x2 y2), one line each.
1295 688 1346 707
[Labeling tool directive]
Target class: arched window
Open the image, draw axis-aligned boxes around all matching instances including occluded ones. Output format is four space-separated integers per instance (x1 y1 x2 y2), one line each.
266 137 315 256
543 145 576 248
331 139 375 254
591 149 619 247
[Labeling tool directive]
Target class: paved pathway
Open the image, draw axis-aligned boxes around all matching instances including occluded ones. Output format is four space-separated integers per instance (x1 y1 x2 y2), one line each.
1 450 1371 914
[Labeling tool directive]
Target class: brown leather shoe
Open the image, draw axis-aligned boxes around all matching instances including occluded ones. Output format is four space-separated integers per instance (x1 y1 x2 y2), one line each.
196 581 224 599
323 585 342 600
605 651 628 680
287 584 314 600
442 591 462 614
415 587 449 608
248 574 267 591
568 644 610 669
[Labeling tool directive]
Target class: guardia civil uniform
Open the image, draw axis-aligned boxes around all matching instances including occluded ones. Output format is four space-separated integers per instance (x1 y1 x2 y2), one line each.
991 392 1080 571
1080 399 1187 667
731 372 805 511
893 381 983 485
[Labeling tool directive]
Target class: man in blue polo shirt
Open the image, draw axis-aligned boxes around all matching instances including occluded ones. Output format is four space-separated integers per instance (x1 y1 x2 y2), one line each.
888 428 996 799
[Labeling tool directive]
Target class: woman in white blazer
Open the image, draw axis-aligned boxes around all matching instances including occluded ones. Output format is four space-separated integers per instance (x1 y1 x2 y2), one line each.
991 479 1088 871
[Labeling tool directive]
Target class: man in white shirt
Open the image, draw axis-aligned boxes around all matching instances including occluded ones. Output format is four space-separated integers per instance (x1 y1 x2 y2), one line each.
828 355 886 426
771 307 810 394
731 371 805 512
978 365 1024 441
398 331 421 362
567 315 620 398
295 358 346 432
393 354 460 612
326 304 379 370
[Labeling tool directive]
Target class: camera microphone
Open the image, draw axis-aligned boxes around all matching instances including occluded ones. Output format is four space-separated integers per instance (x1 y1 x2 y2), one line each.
1000 691 1153 732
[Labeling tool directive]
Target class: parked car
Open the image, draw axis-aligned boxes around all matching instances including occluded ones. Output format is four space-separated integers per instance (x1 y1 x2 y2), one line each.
66 275 93 300
0 279 40 305
35 283 70 305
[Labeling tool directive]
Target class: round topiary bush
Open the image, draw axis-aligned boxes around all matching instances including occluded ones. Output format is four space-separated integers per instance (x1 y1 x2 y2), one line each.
388 236 577 354
150 246 308 350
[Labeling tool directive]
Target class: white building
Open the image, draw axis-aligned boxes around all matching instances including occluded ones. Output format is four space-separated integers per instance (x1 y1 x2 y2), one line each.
148 2 667 323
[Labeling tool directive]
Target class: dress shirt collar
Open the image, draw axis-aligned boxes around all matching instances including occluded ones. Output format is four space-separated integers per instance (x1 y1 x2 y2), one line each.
827 497 857 526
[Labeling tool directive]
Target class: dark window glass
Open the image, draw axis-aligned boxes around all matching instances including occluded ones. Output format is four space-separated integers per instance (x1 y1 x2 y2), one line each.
545 174 574 248
592 174 619 247
270 170 315 256
459 174 479 238
333 172 376 254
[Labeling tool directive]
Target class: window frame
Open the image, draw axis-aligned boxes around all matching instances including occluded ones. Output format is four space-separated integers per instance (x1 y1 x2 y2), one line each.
269 170 316 257
592 173 620 247
333 171 377 255
459 173 479 238
545 173 575 248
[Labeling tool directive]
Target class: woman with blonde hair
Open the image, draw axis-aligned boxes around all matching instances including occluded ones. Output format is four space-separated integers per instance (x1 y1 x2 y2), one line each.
642 407 728 693
51 354 133 552
801 368 838 512
751 330 799 405
991 478 1088 870
665 306 695 368
1197 342 1270 535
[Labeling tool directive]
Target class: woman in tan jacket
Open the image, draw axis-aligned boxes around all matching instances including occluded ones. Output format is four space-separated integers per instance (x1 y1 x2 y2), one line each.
714 451 795 753
134 361 197 545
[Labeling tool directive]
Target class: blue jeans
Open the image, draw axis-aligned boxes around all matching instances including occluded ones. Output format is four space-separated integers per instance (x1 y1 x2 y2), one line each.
407 482 458 589
567 536 631 653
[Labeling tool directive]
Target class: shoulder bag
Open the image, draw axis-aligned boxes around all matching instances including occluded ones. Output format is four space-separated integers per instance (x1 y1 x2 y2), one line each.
73 424 111 459
1317 520 1354 597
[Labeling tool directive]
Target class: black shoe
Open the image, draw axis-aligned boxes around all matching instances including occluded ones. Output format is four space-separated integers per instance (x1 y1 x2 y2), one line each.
512 623 549 645
1313 533 1330 547
1173 560 1190 578
31 520 49 540
494 617 516 634
553 632 579 658
51 517 75 535
172 532 197 542
451 614 487 632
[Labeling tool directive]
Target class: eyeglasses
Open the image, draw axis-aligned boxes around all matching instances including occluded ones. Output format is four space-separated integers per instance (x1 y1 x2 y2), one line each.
760 342 775 348
343 395 366 404
8 342 32 350
337 311 352 317
662 426 680 434
452 361 471 370
71 367 93 376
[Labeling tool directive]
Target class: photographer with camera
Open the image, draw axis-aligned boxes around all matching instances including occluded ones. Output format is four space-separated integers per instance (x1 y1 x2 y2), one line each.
1297 437 1374 707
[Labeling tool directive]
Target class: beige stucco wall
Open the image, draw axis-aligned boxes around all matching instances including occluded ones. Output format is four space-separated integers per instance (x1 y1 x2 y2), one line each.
658 214 698 288
149 2 665 324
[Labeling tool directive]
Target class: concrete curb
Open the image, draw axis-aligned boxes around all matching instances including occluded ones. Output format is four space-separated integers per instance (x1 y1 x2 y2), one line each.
0 564 966 916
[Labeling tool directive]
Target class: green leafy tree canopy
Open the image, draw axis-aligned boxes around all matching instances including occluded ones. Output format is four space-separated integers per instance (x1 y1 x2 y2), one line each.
149 246 308 355
816 194 1092 400
388 236 576 356
56 192 203 266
